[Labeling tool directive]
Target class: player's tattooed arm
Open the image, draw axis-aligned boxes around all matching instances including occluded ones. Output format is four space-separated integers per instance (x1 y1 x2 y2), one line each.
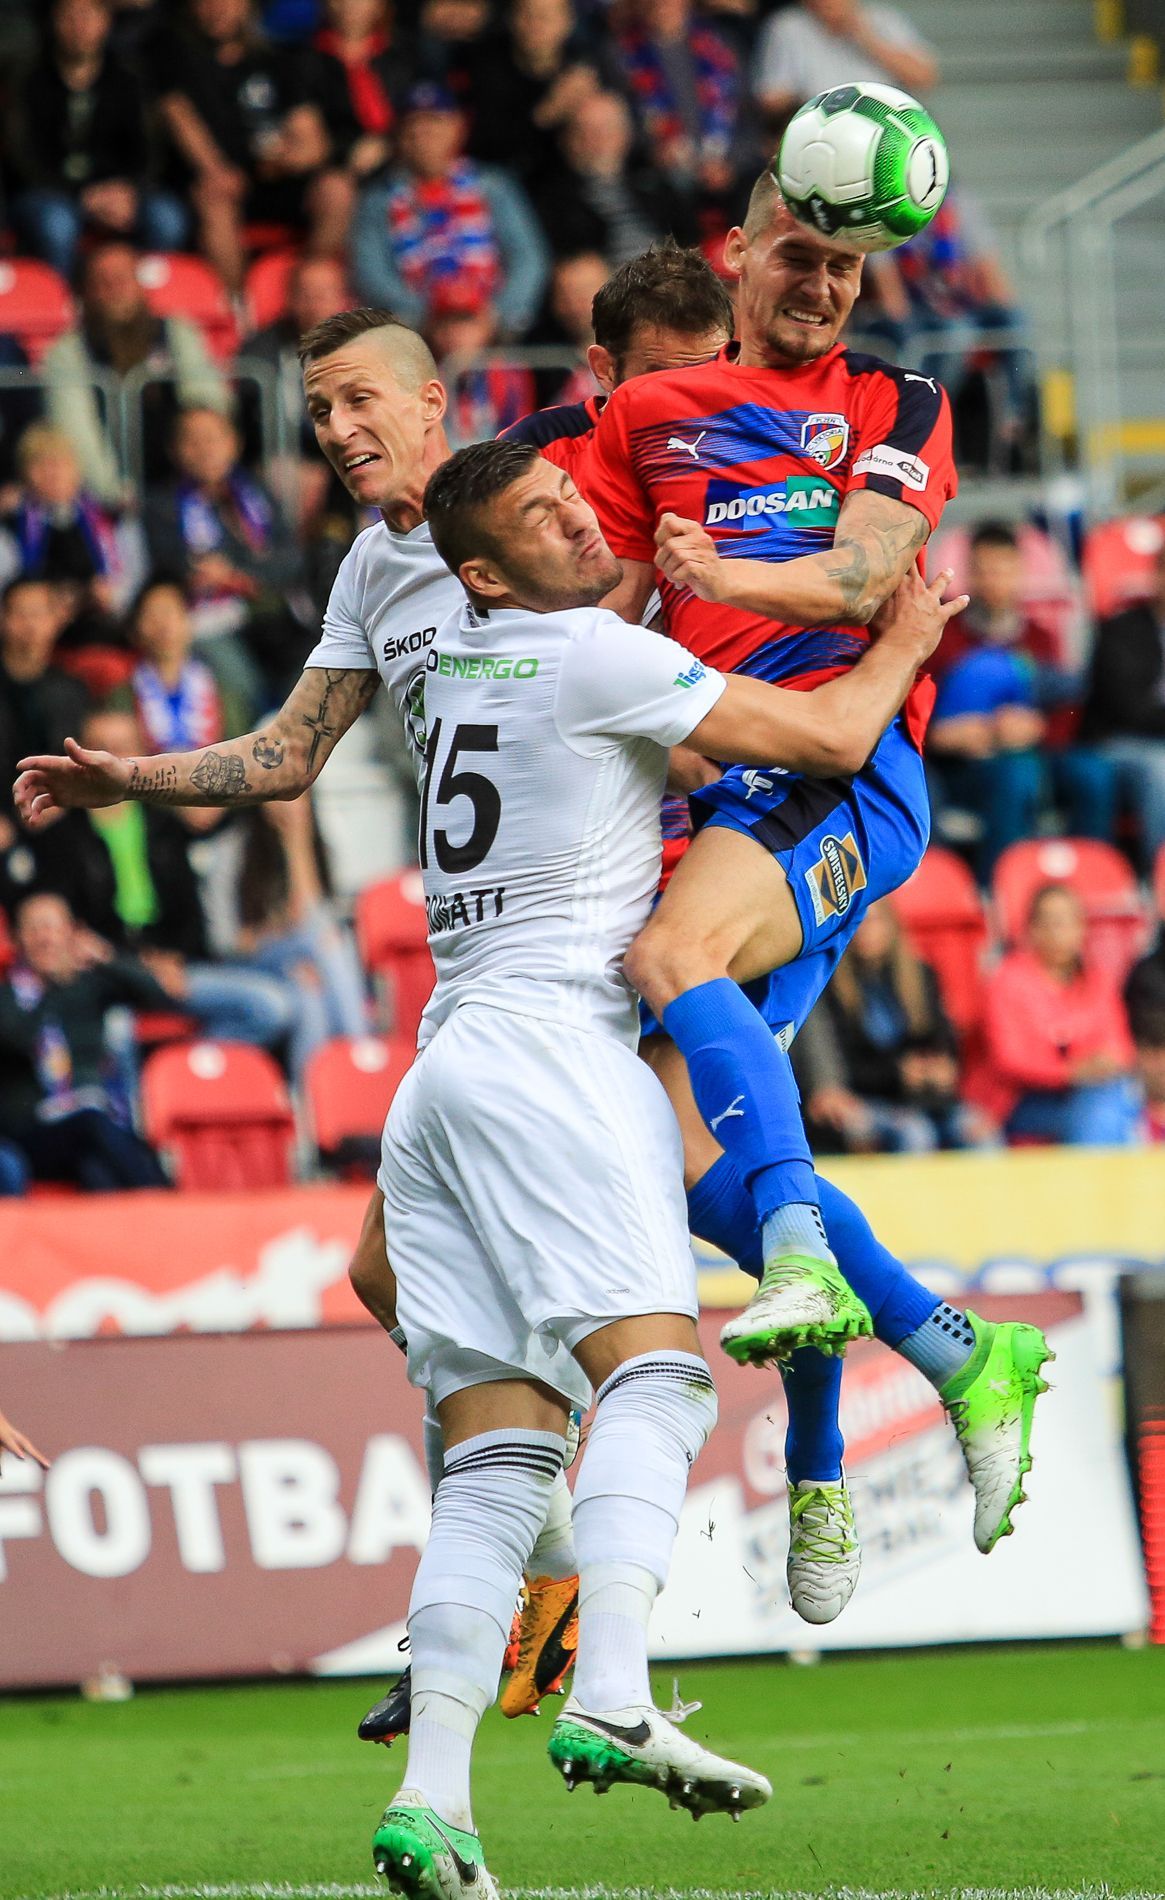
13 666 381 828
654 491 930 626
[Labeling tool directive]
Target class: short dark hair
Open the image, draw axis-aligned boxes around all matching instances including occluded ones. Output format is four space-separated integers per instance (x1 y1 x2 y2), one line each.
591 240 734 363
298 306 408 365
970 520 1019 554
424 439 540 580
743 166 783 239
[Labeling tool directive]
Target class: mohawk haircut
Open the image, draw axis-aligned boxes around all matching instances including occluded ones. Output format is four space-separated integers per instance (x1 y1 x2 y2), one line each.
297 308 438 388
591 239 734 363
424 438 541 581
742 166 784 240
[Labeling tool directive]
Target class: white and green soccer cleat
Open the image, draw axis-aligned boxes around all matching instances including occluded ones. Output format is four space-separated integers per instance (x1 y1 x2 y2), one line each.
548 1697 772 1820
787 1477 861 1624
372 1790 499 1900
939 1310 1053 1554
720 1252 873 1365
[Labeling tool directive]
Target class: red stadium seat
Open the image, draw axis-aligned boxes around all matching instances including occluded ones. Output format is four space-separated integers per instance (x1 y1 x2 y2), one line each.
244 246 300 331
992 838 1149 981
0 259 74 362
136 253 239 361
892 846 989 1036
1082 515 1165 621
355 869 434 1043
305 1033 414 1172
141 1041 296 1191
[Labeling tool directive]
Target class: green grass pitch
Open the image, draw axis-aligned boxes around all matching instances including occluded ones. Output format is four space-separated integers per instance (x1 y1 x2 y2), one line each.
3 1643 1163 1900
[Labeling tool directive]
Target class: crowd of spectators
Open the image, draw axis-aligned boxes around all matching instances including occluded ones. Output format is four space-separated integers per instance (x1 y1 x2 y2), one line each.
0 0 1159 1189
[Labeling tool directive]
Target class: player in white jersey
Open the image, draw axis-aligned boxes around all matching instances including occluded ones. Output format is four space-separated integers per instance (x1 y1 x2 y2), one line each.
360 436 956 1894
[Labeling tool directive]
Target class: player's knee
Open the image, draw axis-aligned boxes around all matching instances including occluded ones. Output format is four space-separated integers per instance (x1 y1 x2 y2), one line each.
625 924 721 1013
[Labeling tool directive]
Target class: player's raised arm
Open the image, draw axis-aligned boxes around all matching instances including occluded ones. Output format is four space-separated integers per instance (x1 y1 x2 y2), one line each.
14 665 380 830
686 565 966 777
655 488 934 627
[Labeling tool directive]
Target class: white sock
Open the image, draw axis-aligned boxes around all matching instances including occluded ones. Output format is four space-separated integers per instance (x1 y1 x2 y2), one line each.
404 1427 566 1829
526 1468 577 1581
422 1400 445 1496
570 1560 655 1711
571 1352 717 1713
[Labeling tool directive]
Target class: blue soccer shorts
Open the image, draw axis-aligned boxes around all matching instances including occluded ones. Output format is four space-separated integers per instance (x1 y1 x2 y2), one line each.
641 715 930 1046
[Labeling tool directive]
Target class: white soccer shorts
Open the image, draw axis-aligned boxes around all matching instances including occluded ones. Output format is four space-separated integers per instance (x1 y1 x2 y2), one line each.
379 1002 699 1409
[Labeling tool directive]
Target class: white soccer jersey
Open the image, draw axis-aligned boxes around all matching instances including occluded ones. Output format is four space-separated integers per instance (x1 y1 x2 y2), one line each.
304 518 462 783
416 599 725 1050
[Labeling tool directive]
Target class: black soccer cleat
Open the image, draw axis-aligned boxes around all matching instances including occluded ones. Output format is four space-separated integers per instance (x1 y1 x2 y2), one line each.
358 1665 412 1746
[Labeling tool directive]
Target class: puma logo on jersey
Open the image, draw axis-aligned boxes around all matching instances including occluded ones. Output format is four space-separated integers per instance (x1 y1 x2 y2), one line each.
710 1094 746 1132
667 431 707 460
904 372 938 392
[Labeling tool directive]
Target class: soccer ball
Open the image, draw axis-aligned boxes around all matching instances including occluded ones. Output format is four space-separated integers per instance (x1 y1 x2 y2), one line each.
776 83 949 254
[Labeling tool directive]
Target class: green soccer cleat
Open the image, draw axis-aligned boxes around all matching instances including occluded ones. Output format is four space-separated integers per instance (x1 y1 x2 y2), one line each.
372 1791 499 1900
548 1697 772 1820
939 1310 1053 1554
720 1252 873 1365
787 1477 861 1624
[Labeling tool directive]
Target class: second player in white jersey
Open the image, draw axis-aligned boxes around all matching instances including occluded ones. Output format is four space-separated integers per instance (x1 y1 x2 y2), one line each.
416 601 723 1050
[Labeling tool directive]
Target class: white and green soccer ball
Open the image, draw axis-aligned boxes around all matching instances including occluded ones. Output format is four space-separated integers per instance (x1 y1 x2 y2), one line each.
776 83 949 254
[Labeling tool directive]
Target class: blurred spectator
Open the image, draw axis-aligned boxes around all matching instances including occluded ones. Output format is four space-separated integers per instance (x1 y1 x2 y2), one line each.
1081 539 1165 869
154 0 348 296
615 0 743 208
351 82 550 336
0 337 43 492
535 250 610 405
411 0 492 90
928 522 1118 877
225 794 366 1075
794 899 992 1154
244 253 354 525
0 425 142 643
143 405 309 711
465 0 601 186
0 578 89 829
977 883 1140 1146
753 0 937 134
114 575 247 748
1136 1035 1165 1143
5 0 189 282
309 0 409 225
59 704 297 1051
427 280 537 442
0 890 170 1191
41 240 231 507
867 190 1034 468
535 90 700 265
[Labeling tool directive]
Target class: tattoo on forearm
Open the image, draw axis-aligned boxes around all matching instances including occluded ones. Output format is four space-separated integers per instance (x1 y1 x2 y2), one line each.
251 737 285 770
128 761 181 804
827 511 928 617
190 750 250 798
823 539 873 616
300 668 377 774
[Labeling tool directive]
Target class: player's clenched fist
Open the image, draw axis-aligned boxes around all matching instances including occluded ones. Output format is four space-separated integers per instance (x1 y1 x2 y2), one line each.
14 737 134 830
654 512 735 603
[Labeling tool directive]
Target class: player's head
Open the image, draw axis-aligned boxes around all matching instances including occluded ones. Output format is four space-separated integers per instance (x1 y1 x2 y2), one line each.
589 241 734 393
425 439 622 613
723 168 864 367
300 307 448 518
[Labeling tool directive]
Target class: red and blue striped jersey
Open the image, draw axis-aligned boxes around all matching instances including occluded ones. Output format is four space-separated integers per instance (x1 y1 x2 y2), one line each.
582 342 957 748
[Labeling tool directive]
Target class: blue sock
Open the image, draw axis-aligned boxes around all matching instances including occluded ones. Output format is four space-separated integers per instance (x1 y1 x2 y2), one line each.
687 1153 941 1351
687 1156 843 1485
782 1348 844 1484
662 979 818 1221
816 1177 940 1345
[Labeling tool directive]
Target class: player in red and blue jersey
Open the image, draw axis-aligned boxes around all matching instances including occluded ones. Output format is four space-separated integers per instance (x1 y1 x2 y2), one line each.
574 172 1050 1556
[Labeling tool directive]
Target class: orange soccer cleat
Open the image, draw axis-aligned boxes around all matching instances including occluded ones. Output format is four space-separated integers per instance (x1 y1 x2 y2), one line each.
499 1575 579 1718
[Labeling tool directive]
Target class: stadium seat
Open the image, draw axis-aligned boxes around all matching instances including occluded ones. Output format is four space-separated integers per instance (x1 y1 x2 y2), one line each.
136 253 239 362
54 645 136 701
305 1033 414 1173
892 846 989 1037
141 1041 296 1192
0 258 74 362
992 838 1149 981
1082 515 1165 621
244 246 299 331
355 869 434 1044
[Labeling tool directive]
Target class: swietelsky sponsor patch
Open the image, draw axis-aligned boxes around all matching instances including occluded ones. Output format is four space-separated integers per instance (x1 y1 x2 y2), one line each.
805 830 867 925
